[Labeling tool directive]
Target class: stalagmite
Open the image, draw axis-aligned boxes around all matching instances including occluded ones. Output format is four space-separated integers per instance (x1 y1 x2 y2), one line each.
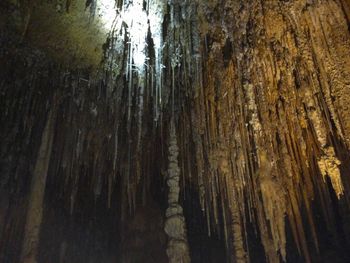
164 121 190 263
218 147 247 263
20 98 57 263
230 193 246 263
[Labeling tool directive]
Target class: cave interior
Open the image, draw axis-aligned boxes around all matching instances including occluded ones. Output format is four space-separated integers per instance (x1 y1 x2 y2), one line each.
1 0 350 262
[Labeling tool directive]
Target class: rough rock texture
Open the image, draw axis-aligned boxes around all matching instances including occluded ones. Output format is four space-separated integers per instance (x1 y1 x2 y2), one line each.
1 0 350 263
1 0 112 67
164 121 190 263
177 0 350 262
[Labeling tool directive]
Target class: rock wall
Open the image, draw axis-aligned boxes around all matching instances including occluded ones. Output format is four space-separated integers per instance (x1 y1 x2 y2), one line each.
177 0 350 262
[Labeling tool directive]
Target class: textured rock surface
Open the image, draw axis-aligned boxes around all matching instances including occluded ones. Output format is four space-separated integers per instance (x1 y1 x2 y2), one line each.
1 0 350 263
164 122 190 263
1 0 112 67
177 1 350 262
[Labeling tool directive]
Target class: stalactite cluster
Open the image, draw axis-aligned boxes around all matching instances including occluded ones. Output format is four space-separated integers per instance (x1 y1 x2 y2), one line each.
1 0 350 263
177 0 350 262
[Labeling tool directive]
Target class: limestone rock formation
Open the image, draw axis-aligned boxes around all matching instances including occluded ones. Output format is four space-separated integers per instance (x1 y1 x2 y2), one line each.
164 121 190 263
1 0 350 263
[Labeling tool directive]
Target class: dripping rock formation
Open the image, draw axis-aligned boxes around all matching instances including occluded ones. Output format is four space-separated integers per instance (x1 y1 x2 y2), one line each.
1 0 350 262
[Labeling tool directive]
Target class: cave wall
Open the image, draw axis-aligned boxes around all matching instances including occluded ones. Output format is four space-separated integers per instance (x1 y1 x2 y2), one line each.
1 0 350 263
178 0 350 262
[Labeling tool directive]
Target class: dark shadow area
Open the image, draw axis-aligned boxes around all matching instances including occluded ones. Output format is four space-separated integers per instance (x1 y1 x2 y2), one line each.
183 187 227 263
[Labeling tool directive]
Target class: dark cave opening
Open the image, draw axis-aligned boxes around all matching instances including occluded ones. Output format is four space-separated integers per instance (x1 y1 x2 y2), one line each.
39 167 123 263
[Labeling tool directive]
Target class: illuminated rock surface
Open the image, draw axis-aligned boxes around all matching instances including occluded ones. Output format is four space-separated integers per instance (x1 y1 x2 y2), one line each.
1 0 350 262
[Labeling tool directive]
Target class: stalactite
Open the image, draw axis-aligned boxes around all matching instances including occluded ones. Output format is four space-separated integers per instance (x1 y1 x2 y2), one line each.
318 146 343 198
